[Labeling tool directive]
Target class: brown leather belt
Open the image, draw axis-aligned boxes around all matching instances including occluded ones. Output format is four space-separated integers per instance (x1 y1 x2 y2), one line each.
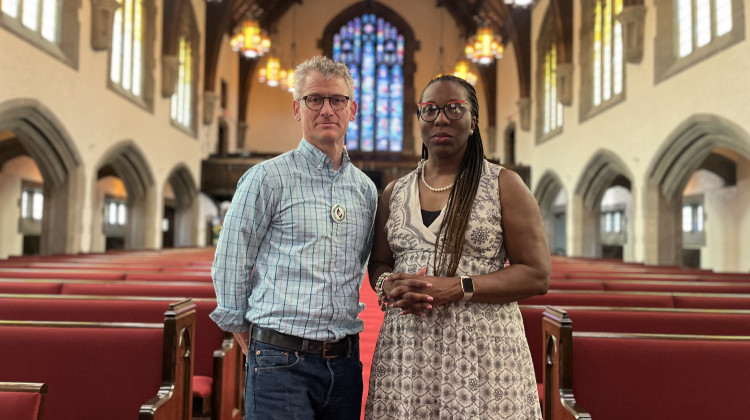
249 324 358 359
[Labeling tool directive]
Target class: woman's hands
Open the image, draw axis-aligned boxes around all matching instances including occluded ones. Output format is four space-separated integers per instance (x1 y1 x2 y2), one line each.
384 267 463 316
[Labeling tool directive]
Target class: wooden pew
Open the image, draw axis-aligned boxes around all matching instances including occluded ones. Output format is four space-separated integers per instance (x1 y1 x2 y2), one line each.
521 305 750 389
550 278 750 293
0 300 196 420
0 278 217 298
541 306 750 420
0 382 47 420
0 294 241 420
520 289 750 309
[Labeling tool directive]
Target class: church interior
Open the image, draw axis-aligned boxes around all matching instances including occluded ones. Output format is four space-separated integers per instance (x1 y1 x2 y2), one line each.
1 0 749 419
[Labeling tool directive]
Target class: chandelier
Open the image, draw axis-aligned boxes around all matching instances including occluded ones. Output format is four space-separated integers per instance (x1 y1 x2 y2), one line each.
230 19 270 59
453 60 477 86
504 0 534 6
465 25 503 66
258 56 281 86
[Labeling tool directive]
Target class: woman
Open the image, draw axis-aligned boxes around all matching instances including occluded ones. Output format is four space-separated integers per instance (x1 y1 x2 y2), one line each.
364 75 550 419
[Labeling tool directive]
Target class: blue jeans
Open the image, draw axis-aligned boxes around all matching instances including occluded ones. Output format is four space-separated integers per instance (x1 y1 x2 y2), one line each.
245 338 363 420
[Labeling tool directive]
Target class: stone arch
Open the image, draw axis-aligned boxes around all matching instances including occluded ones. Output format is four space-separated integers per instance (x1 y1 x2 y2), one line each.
649 114 750 198
573 150 633 258
93 141 156 251
535 170 567 255
165 164 199 247
0 98 84 255
644 114 750 266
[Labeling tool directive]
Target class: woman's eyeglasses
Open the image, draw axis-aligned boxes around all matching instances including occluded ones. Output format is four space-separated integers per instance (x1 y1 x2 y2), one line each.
417 100 469 122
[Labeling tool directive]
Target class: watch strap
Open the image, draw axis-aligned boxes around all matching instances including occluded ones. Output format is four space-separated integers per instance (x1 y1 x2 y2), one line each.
460 276 474 301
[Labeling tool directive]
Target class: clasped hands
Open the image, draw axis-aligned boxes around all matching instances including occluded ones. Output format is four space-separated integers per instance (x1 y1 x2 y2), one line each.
382 267 462 316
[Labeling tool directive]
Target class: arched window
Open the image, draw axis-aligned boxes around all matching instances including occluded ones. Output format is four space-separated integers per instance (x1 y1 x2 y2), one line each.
677 0 732 56
540 43 563 136
580 0 625 119
592 0 623 106
332 13 404 152
1 0 59 42
0 0 80 67
536 8 564 141
169 4 199 133
654 0 744 83
110 0 155 108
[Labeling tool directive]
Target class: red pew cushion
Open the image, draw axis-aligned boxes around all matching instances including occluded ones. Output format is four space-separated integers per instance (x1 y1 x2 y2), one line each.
0 391 42 420
192 376 213 398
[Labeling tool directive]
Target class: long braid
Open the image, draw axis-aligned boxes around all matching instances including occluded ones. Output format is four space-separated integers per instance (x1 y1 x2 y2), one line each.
421 75 485 277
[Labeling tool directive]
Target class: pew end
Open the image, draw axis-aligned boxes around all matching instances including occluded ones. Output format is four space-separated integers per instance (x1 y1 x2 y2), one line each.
139 299 197 420
0 382 48 420
541 306 591 420
211 335 245 420
541 306 750 420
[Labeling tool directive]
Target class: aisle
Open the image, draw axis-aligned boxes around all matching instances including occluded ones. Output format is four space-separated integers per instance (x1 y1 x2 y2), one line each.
359 282 385 419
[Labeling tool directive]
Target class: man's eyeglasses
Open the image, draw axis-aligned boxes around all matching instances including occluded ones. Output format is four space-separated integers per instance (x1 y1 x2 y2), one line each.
417 100 469 122
300 95 350 111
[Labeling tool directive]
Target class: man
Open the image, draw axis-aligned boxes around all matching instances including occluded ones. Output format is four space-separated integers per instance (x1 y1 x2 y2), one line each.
210 56 377 419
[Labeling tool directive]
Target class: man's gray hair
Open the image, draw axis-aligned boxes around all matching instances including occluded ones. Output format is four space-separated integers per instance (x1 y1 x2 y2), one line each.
294 56 355 99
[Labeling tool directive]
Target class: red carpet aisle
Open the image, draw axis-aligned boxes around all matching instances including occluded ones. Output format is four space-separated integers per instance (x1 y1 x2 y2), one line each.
359 282 385 419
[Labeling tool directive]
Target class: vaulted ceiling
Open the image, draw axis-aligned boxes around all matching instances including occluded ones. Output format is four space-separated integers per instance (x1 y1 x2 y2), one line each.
203 1 573 130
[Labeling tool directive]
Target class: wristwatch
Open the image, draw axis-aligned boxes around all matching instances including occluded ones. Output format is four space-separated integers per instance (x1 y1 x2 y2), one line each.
460 276 474 301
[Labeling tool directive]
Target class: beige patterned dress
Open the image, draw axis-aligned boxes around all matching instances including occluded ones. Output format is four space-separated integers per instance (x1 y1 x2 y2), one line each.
365 160 541 420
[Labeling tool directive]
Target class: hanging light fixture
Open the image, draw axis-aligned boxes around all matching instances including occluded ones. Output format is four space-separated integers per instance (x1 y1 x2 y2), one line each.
230 18 271 59
453 60 478 86
279 6 297 94
465 24 503 66
504 0 534 7
263 56 282 87
433 9 446 78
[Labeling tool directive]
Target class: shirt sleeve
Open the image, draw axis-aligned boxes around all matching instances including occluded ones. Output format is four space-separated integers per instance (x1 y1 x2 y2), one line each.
210 166 277 332
359 179 378 268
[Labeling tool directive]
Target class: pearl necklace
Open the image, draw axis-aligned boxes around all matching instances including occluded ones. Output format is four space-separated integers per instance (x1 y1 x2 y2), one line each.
419 160 453 192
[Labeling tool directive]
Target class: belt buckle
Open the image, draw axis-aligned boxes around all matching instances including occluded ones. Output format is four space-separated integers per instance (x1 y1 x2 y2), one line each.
321 341 336 359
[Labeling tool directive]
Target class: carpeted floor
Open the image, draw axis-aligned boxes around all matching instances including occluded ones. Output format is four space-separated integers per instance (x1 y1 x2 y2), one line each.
358 283 385 419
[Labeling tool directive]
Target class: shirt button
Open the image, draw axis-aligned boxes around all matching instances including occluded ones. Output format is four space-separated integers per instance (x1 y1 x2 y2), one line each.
334 237 339 242
333 267 337 272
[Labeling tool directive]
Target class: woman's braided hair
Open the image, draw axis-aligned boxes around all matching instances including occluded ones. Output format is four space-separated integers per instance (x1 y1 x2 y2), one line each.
419 75 485 277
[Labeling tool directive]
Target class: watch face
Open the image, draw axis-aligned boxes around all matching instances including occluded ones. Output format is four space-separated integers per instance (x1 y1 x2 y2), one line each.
461 276 475 293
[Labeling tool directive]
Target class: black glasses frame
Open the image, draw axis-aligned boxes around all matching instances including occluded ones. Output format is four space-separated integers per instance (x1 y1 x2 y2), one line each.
417 100 469 122
300 95 351 111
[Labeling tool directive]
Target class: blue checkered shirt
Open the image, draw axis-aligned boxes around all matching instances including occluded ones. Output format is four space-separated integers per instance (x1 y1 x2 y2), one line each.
210 139 377 341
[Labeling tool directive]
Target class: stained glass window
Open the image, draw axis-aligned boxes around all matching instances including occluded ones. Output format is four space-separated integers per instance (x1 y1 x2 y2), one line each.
592 0 623 107
111 0 145 98
543 43 563 134
171 36 194 129
333 13 404 152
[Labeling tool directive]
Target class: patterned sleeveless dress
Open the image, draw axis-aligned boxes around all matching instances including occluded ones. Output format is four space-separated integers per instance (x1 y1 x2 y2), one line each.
364 160 541 420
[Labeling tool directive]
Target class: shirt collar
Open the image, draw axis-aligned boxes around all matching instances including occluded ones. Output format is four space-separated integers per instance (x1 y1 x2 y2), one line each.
297 138 350 170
